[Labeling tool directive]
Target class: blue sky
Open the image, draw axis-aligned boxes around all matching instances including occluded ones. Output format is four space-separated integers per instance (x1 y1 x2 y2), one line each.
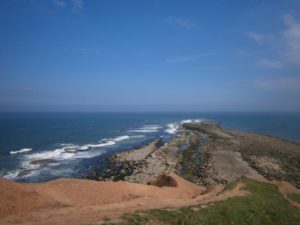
0 0 300 112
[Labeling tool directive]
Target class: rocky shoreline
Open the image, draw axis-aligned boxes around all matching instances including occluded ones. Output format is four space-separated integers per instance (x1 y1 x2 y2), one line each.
87 136 182 183
87 121 300 188
2 121 300 225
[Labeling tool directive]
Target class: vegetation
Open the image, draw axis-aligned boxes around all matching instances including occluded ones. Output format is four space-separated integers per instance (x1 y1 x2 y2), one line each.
110 177 300 225
180 140 201 182
287 193 300 203
220 180 238 193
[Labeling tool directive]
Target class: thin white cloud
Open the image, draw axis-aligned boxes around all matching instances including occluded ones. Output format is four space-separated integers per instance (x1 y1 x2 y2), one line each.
234 48 267 56
71 0 83 12
247 13 300 68
165 17 196 29
255 76 300 91
246 31 264 44
259 59 283 68
53 0 66 7
283 14 300 63
26 0 83 12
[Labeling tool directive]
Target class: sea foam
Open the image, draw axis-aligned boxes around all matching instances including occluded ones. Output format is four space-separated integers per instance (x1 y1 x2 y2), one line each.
10 148 32 154
3 169 25 179
165 123 179 134
9 134 134 179
128 125 162 133
111 135 130 142
4 121 202 180
165 119 205 134
181 119 203 124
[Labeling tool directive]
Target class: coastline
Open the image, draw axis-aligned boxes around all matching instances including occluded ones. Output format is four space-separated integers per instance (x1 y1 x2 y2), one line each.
0 121 300 225
88 121 300 188
2 112 300 182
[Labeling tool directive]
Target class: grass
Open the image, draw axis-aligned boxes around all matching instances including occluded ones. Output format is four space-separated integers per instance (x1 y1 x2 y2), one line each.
220 180 238 193
114 177 300 225
287 193 300 203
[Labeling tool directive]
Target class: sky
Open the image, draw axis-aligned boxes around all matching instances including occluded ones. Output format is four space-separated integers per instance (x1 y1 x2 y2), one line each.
0 0 300 112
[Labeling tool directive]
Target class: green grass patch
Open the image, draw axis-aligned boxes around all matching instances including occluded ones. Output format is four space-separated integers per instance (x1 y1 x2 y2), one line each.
221 180 238 193
116 177 300 225
287 193 300 203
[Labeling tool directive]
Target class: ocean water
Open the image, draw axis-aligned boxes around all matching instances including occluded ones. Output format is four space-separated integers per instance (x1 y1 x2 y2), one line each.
0 112 299 182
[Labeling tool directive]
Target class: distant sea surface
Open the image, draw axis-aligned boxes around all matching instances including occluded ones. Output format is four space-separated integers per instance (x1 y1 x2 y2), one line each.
0 112 299 182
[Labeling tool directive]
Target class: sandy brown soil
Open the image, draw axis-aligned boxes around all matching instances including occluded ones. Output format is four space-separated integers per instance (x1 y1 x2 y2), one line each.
1 173 299 225
0 173 221 225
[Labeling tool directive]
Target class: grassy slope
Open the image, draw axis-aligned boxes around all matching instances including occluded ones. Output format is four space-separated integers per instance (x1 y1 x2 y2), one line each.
287 193 300 203
108 178 300 225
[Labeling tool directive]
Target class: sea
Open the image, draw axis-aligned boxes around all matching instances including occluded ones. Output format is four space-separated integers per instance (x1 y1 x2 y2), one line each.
0 112 299 182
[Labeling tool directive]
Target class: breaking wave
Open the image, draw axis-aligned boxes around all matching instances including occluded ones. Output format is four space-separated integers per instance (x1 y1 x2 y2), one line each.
10 148 32 154
2 120 205 180
3 135 137 179
181 119 203 124
165 123 179 134
165 119 204 134
128 125 162 133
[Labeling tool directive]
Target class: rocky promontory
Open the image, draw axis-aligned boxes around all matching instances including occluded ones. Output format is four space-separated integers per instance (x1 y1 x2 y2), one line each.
88 121 300 188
